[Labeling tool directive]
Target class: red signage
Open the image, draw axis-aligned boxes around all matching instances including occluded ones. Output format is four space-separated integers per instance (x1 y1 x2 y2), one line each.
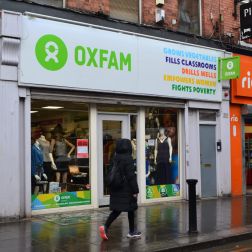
77 139 89 158
231 54 252 104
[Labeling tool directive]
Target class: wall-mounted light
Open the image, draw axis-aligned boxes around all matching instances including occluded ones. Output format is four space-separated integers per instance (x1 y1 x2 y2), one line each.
156 0 164 7
42 106 64 109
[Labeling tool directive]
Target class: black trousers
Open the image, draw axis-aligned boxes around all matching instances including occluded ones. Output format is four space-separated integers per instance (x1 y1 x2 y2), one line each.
105 210 135 233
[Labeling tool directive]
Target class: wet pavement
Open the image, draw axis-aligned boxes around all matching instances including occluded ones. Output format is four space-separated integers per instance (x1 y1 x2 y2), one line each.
199 239 252 252
1 196 252 251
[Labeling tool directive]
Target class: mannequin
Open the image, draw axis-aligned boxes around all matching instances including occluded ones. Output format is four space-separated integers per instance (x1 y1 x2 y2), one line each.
31 138 48 195
38 135 57 182
50 125 75 185
154 127 173 185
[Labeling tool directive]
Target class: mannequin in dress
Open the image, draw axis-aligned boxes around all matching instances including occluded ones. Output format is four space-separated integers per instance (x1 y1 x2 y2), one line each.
50 125 75 185
38 134 57 181
31 137 48 195
154 128 173 185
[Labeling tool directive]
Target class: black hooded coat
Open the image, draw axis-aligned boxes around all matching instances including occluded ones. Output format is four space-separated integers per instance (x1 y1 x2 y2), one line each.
109 139 139 212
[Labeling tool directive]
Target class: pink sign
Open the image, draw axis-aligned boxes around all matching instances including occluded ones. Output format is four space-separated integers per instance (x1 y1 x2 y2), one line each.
77 139 89 158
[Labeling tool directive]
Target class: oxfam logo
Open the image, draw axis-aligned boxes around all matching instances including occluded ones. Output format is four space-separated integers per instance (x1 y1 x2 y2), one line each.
226 61 234 70
35 34 68 71
54 195 60 202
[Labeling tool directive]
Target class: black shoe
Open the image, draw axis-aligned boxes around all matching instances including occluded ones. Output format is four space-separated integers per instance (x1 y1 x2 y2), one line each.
127 231 142 238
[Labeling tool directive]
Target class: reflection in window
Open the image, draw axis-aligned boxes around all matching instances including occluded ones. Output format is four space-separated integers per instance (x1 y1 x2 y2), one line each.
103 120 121 196
178 0 200 35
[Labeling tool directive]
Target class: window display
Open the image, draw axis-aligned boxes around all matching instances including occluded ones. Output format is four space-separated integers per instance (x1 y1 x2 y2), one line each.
145 108 180 199
31 100 91 210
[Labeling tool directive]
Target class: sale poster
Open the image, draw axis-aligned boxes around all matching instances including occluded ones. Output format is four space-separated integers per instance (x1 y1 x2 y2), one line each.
77 139 89 158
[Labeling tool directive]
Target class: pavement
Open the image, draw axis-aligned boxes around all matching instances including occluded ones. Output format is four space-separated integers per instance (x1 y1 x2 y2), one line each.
1 196 252 252
199 239 252 252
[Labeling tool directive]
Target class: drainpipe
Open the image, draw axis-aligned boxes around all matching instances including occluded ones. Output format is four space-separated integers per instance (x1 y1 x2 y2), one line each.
139 0 142 24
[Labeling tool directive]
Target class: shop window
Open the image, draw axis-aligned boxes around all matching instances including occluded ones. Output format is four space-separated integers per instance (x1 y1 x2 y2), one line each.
31 100 90 210
145 108 180 199
109 0 139 23
199 111 216 122
178 0 200 35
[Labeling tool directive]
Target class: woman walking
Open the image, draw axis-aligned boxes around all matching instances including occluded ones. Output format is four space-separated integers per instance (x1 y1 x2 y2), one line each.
99 138 141 240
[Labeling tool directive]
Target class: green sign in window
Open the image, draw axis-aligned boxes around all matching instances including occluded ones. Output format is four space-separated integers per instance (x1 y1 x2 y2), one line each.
218 56 240 81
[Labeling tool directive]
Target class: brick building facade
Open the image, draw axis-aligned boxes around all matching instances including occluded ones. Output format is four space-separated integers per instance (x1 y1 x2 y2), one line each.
65 0 249 46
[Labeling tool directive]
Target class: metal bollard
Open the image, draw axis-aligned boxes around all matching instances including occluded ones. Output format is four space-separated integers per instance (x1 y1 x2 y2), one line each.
186 179 198 234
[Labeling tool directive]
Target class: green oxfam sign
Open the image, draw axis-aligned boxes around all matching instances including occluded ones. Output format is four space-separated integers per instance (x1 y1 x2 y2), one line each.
35 34 132 72
218 56 240 81
35 34 68 71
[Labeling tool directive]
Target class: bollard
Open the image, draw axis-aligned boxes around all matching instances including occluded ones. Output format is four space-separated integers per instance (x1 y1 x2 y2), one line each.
186 179 198 234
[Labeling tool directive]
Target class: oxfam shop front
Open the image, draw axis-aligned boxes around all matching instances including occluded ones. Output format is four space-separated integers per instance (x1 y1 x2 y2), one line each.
19 15 226 213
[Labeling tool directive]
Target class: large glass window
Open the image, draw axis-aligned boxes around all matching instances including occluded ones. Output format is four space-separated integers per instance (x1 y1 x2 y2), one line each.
31 100 90 210
199 111 216 122
109 0 139 23
145 108 180 199
178 0 200 35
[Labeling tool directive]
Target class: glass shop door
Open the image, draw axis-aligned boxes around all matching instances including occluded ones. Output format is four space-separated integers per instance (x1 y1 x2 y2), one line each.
97 114 130 206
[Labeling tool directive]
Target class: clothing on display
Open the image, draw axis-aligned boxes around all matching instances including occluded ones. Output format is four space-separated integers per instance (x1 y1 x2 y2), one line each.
55 139 68 157
38 136 51 162
31 144 44 176
50 127 75 184
43 161 54 181
54 139 70 172
38 136 55 181
145 108 179 193
55 157 71 172
155 137 172 185
31 142 48 194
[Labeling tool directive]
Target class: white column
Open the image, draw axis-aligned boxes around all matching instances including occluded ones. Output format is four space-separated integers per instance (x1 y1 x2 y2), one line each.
218 100 231 195
184 103 190 199
0 81 20 217
90 104 98 208
0 11 22 218
24 91 31 217
137 107 146 203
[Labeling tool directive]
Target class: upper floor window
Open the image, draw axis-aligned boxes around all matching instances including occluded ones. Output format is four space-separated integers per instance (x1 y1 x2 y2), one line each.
178 0 200 35
109 0 139 23
26 0 64 8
